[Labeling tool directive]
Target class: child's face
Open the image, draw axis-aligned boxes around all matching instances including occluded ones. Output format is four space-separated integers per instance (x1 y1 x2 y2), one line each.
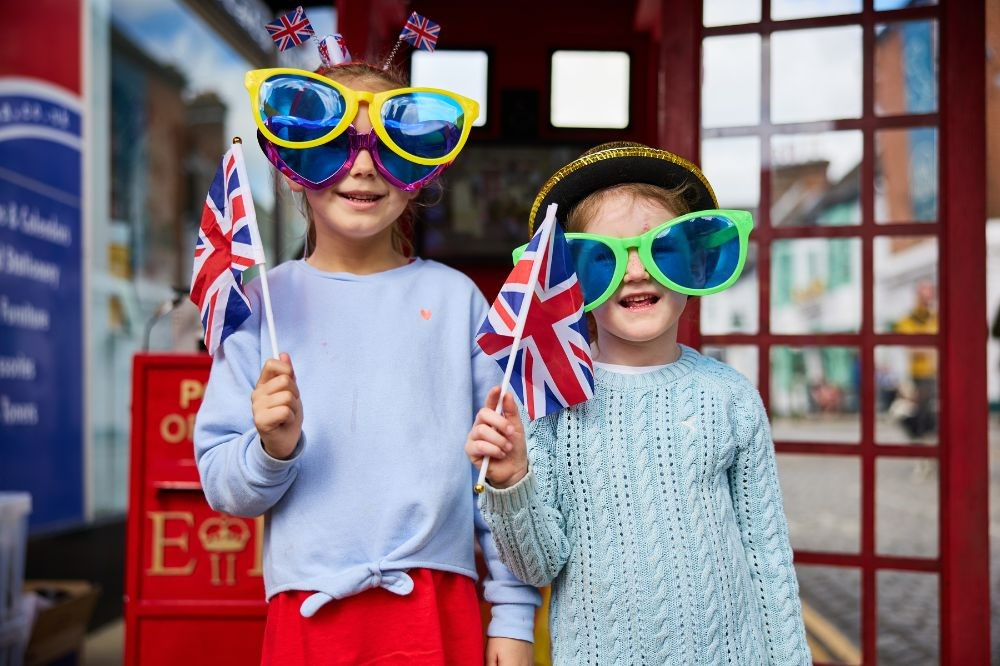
584 196 688 365
287 75 418 250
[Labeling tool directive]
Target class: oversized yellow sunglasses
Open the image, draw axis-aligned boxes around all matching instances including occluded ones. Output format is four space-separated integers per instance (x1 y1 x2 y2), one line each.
244 68 480 167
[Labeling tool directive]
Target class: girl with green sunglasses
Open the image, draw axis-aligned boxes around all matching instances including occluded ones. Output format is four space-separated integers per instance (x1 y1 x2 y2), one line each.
467 143 811 664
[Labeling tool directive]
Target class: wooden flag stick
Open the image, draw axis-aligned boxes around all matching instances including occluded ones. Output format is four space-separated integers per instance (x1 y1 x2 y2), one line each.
475 203 559 493
231 137 280 360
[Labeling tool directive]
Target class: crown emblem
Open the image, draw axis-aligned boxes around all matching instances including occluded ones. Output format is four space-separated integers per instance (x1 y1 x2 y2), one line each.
198 515 251 553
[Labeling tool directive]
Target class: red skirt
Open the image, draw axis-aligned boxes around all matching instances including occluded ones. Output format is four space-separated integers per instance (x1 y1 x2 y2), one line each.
261 568 484 665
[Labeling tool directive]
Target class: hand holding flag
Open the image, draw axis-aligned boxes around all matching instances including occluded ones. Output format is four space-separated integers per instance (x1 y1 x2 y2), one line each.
473 204 594 491
190 139 279 358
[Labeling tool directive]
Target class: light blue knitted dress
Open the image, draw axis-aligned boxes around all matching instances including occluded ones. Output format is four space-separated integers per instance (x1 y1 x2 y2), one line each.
480 346 812 665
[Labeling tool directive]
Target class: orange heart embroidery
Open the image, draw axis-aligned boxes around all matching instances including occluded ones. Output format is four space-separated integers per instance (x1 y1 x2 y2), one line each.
420 309 432 320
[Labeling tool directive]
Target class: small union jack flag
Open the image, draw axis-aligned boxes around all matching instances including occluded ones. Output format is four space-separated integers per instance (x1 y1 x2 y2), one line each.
190 144 266 356
399 12 440 52
265 6 315 52
476 209 594 420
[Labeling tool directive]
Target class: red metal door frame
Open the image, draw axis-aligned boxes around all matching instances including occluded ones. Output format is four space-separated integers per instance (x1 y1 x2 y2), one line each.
657 1 989 663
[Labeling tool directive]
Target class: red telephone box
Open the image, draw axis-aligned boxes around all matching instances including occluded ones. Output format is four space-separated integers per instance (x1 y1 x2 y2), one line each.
124 354 266 665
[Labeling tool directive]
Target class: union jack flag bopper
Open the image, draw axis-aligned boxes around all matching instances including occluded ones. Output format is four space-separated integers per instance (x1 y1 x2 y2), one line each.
265 6 315 52
190 143 267 356
476 206 594 420
399 12 440 52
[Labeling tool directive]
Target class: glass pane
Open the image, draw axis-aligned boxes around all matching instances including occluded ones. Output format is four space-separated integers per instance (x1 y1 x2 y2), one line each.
771 239 861 334
701 242 759 334
772 0 861 21
551 51 629 128
875 20 939 117
702 35 761 128
777 454 860 553
875 0 937 9
874 237 938 333
875 346 938 444
412 50 489 127
796 565 862 666
875 127 938 223
771 131 862 227
704 0 761 26
877 571 939 665
702 345 759 386
701 136 761 210
876 458 938 556
770 346 860 443
771 27 862 124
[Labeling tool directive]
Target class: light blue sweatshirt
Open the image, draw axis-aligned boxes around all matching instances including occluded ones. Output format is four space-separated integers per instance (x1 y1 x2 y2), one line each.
480 346 811 664
194 258 540 640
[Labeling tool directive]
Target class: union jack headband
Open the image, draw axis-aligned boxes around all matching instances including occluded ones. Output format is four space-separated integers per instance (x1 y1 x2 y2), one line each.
381 12 441 70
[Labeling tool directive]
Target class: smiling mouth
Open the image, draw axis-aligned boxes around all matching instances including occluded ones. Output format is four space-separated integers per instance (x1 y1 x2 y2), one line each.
338 192 385 203
620 294 660 309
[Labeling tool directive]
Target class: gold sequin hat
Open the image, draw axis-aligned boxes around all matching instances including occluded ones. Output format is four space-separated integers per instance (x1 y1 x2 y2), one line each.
527 141 719 234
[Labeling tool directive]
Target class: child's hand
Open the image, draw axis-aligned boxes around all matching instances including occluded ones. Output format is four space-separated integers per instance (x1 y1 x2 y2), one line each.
465 387 528 489
485 637 533 665
252 352 303 460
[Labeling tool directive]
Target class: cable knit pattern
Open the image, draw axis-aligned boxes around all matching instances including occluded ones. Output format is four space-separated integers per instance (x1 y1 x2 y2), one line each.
480 346 811 665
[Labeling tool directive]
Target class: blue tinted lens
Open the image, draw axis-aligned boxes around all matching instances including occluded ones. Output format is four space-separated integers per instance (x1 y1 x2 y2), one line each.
568 239 617 306
377 142 438 185
651 215 741 289
259 75 347 142
381 92 464 159
272 133 351 184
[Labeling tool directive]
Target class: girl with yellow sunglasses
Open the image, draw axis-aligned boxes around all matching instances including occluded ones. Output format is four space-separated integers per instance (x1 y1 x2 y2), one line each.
195 39 539 666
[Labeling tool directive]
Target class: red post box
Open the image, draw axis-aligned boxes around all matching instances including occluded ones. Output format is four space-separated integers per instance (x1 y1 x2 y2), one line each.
124 354 266 665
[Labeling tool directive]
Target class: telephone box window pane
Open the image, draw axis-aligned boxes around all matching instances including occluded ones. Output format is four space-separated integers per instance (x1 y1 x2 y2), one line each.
771 27 862 124
875 346 938 445
875 20 938 117
877 571 940 664
771 131 862 227
777 454 860 553
771 238 861 334
551 51 629 129
770 346 861 444
876 458 938 557
772 0 861 21
704 0 761 26
795 565 862 665
875 0 937 9
874 236 938 334
701 136 761 210
875 127 938 224
702 35 761 128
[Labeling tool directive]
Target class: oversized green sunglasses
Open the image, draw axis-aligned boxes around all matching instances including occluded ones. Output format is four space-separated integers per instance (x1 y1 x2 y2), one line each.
513 209 753 311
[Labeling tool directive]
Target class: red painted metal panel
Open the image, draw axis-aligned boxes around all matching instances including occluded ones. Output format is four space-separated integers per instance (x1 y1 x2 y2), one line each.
938 2 990 663
125 354 266 666
656 0 703 349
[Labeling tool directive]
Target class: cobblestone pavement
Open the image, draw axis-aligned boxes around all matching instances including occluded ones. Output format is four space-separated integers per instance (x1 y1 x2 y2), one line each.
770 416 998 665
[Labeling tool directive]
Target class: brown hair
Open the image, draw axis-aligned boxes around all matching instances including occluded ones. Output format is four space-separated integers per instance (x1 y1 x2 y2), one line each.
566 181 696 343
298 62 418 258
565 182 694 232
